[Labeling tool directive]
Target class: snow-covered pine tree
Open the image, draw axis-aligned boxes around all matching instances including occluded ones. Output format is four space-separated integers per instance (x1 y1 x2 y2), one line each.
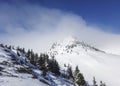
0 43 4 47
93 77 98 86
48 56 60 75
74 66 79 78
8 45 12 50
34 53 39 66
52 58 60 75
74 66 86 86
100 81 106 86
67 64 73 80
37 53 46 70
41 54 49 76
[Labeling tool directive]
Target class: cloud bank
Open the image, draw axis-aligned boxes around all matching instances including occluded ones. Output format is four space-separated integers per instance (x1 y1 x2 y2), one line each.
0 2 120 54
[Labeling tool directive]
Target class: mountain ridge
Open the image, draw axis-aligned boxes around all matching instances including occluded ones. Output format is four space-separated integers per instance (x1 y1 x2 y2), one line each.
49 36 105 56
48 37 120 86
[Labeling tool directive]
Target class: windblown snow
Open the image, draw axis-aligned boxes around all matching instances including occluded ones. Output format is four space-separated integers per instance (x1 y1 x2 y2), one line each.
49 36 120 86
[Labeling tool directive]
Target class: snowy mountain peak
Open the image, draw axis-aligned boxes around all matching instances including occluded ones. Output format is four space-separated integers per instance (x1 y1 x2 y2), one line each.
50 36 105 56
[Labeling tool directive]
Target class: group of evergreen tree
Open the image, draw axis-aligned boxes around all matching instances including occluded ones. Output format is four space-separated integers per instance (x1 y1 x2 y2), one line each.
62 64 86 86
26 49 38 66
74 66 86 86
0 44 60 76
25 49 60 76
93 77 106 86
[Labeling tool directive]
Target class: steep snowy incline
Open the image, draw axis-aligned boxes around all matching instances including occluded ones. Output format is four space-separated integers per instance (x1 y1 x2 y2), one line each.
49 37 120 86
0 46 49 86
0 45 76 86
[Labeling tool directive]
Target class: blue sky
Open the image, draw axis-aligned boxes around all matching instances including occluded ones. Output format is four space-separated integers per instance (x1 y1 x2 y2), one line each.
35 0 120 33
1 0 120 33
1 0 120 54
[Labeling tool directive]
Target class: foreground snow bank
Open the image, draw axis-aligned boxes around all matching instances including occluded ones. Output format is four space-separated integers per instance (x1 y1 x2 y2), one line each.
0 76 48 86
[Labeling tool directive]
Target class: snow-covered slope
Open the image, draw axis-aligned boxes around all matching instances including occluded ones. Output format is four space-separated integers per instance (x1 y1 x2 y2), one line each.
49 36 120 86
0 46 75 86
0 47 48 86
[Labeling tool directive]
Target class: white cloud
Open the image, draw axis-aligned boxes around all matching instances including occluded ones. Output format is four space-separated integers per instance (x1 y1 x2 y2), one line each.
0 3 120 54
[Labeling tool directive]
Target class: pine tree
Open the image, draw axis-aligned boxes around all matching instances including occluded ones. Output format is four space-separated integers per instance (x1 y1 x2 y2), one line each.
38 54 45 69
42 54 49 76
26 49 31 58
75 72 85 86
16 46 20 51
0 44 4 47
5 45 8 48
67 64 73 80
36 53 50 76
100 81 106 86
42 58 49 76
17 50 20 56
74 66 80 77
34 53 39 66
93 77 98 86
8 45 12 50
74 66 86 86
52 59 60 75
26 49 36 65
48 56 60 75
12 46 15 50
21 48 25 53
30 50 36 65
